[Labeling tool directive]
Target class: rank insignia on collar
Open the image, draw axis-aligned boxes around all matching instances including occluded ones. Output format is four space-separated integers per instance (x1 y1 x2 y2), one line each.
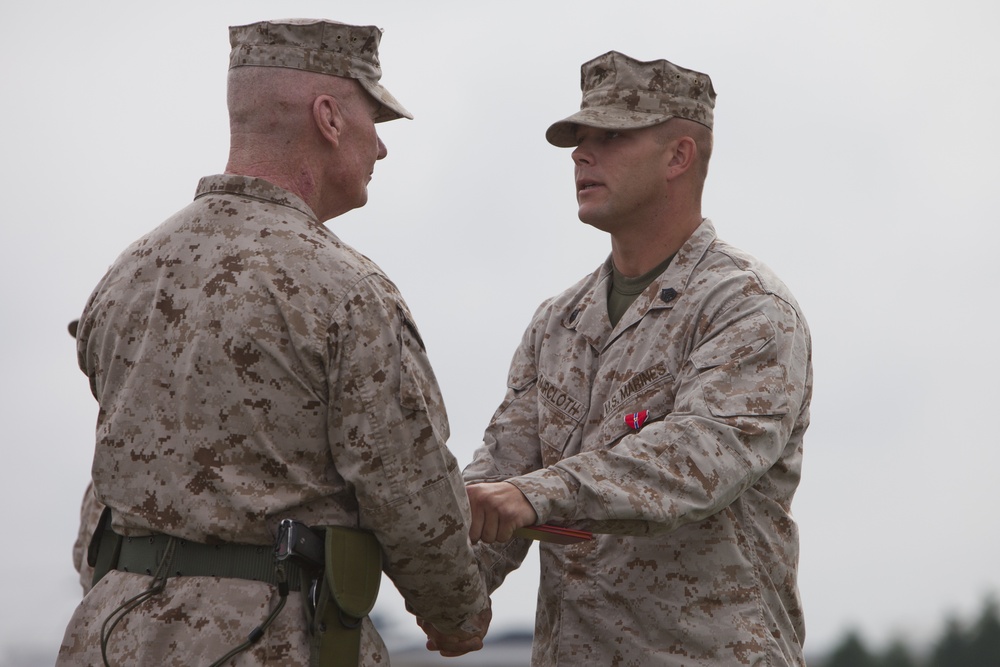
625 410 649 430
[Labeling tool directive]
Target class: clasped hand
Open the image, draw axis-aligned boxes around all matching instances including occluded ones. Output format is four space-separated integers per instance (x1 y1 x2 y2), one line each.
416 481 537 656
417 605 492 657
467 481 538 544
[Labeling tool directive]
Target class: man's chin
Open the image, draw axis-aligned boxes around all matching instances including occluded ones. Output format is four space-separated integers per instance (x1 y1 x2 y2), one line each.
578 210 613 233
351 189 370 210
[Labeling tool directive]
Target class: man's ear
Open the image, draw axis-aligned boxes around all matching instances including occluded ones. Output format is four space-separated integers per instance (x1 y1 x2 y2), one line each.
313 95 344 147
666 136 697 179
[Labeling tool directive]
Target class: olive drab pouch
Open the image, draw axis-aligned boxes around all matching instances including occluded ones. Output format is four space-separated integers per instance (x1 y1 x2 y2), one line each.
310 526 382 667
88 506 123 588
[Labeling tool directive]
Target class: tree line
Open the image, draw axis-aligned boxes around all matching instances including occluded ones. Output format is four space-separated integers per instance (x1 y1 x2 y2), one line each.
815 596 1000 667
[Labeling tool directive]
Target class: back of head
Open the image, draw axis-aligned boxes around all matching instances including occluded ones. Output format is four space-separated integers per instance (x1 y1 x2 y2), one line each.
223 19 412 220
226 65 359 141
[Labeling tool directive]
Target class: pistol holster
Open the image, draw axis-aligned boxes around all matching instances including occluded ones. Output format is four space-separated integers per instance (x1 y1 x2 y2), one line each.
309 526 382 667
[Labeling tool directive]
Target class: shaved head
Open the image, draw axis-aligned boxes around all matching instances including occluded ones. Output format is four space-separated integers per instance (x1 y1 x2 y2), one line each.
227 67 364 148
655 118 714 184
223 66 385 221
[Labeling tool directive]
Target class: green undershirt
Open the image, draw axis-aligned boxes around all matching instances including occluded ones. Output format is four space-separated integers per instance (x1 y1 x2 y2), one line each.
607 253 675 327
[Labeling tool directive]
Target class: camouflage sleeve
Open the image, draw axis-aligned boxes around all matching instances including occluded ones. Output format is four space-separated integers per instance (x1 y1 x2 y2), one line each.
508 293 811 534
329 274 489 633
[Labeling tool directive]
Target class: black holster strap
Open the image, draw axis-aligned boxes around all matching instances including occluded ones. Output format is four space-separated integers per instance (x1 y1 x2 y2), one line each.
115 533 306 591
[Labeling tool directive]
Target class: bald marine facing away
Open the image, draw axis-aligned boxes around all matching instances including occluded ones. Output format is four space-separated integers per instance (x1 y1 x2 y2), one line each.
59 18 490 667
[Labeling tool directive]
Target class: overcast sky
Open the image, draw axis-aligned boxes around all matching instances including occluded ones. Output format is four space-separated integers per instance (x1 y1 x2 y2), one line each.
2 0 999 663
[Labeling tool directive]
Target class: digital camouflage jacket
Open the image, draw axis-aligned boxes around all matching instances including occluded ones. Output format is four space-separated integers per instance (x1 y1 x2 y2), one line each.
465 219 812 666
59 175 488 666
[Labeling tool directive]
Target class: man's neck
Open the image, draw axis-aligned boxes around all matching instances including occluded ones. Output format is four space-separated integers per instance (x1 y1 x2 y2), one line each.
610 212 703 277
225 155 328 221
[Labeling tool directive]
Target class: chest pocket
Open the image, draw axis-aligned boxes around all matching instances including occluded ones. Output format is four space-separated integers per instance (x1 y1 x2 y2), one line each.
598 362 676 447
689 311 790 418
535 375 586 466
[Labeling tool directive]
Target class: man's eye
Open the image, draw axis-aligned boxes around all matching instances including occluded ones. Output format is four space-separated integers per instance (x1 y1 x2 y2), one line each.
572 130 620 146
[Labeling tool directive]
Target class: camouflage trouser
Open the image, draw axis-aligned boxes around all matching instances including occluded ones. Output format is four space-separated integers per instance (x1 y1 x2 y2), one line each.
56 571 390 666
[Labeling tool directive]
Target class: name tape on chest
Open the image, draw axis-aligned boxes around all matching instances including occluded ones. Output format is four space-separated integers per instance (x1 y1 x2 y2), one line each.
537 376 585 420
603 361 671 417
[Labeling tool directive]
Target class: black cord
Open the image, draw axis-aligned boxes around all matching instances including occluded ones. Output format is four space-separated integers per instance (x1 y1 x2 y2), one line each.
205 567 291 667
98 541 291 667
100 537 176 667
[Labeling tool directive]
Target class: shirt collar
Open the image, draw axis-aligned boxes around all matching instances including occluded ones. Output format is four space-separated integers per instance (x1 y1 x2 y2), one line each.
194 174 318 222
564 219 719 351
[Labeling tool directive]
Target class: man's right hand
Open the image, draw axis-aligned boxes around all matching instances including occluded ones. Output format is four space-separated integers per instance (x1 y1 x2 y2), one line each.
467 481 538 543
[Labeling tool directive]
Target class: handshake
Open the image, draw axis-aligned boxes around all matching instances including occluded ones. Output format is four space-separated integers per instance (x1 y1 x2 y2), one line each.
414 481 539 657
417 606 493 657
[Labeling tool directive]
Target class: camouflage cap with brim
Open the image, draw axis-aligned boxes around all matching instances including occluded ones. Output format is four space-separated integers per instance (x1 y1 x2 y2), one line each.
546 51 716 147
229 19 412 123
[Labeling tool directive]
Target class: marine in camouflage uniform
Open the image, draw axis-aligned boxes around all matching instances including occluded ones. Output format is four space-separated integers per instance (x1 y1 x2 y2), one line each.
462 52 813 665
58 19 489 666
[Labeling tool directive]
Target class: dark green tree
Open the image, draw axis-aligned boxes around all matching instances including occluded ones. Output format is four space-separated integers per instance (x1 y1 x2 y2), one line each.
928 616 970 667
823 630 878 667
880 639 918 667
964 595 1000 667
818 593 1000 667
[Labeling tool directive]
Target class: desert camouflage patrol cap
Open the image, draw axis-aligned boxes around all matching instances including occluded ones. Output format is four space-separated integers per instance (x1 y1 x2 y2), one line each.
546 51 716 147
228 19 412 123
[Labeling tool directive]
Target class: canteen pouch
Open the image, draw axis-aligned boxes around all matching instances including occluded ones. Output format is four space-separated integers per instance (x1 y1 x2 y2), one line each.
310 526 382 667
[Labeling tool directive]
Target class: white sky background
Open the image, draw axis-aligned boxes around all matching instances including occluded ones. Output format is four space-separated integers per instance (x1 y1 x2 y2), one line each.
2 0 999 662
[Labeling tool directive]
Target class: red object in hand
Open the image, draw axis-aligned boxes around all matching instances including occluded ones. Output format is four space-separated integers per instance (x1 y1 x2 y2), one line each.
513 524 593 544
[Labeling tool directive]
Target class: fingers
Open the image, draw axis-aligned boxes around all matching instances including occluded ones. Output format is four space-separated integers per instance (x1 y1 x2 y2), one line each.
429 635 484 656
466 482 538 543
417 613 490 658
468 492 496 544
